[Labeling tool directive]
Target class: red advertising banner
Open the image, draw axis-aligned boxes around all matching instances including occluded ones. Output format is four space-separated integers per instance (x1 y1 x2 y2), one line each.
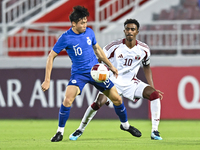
151 66 200 119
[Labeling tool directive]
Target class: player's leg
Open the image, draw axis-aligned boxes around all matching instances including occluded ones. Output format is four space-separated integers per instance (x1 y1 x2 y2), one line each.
69 81 120 140
143 86 162 140
150 98 161 140
132 81 162 140
51 85 80 142
103 86 141 137
69 92 107 140
78 92 107 131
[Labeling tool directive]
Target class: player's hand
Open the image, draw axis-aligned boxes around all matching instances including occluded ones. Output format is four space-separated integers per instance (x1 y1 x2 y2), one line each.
41 81 50 91
109 66 118 78
156 89 164 100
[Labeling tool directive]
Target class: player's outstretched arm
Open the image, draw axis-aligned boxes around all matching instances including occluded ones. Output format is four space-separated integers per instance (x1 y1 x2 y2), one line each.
41 50 58 91
93 43 118 78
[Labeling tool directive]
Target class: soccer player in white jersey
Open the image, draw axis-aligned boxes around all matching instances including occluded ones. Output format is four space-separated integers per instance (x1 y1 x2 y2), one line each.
69 19 164 141
42 7 142 142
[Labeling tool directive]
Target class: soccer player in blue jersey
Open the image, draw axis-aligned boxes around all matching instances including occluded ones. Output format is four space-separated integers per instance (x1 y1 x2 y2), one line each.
41 6 141 142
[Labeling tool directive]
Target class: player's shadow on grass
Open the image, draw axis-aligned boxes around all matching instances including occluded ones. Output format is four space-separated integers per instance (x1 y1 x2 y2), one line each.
67 137 137 142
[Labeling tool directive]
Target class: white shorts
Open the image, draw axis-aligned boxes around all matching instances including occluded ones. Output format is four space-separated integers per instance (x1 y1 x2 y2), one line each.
100 78 148 102
115 78 148 101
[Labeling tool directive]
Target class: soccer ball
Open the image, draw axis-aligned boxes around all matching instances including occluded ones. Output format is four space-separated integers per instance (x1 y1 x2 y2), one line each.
90 63 109 83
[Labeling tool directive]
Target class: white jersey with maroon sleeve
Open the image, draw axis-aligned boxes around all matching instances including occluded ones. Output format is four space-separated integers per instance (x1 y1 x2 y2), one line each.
103 38 150 86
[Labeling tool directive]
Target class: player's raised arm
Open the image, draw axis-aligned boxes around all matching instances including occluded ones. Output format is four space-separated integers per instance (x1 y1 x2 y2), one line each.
41 50 58 91
93 43 118 78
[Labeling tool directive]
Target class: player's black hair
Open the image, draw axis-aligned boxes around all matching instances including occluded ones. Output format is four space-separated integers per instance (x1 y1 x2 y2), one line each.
69 6 89 23
124 19 140 30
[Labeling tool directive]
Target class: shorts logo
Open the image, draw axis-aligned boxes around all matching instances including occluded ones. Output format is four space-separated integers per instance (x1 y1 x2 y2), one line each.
106 83 110 88
87 37 91 45
72 80 77 84
103 79 110 88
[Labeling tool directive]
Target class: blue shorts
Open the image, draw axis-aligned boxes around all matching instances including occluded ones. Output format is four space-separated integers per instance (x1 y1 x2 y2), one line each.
68 72 114 95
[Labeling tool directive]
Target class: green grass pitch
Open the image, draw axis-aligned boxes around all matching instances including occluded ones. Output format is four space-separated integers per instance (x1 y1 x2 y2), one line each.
0 119 200 150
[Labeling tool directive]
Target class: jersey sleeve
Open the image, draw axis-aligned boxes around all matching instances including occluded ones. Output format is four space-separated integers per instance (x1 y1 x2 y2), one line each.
103 40 119 59
142 45 151 66
52 33 68 54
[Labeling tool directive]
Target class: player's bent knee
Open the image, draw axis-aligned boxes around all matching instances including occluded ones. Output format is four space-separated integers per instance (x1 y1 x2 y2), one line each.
112 96 122 106
91 102 100 110
63 98 74 107
149 91 159 101
103 86 122 105
96 93 108 107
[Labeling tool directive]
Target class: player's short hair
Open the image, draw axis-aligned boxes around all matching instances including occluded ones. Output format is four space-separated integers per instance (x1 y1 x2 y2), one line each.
124 19 140 30
69 6 89 23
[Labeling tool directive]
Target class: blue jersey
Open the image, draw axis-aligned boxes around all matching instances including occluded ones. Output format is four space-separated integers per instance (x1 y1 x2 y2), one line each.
53 27 99 74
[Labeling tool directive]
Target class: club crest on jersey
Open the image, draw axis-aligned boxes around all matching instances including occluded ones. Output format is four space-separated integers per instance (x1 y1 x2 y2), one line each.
135 55 141 60
118 54 123 58
72 80 77 84
87 37 91 45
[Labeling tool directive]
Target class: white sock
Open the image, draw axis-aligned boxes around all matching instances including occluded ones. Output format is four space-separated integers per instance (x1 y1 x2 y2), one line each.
151 98 161 132
78 106 97 132
57 127 64 135
121 121 130 130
